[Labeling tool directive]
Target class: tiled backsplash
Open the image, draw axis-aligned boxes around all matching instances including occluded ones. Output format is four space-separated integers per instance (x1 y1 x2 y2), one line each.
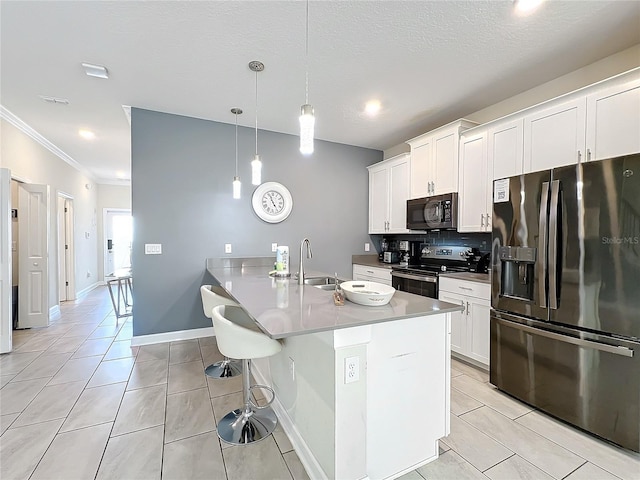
371 231 491 253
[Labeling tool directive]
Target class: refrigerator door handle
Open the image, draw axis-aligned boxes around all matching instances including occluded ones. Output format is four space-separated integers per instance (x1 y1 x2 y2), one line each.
549 180 561 310
494 317 634 358
538 182 550 308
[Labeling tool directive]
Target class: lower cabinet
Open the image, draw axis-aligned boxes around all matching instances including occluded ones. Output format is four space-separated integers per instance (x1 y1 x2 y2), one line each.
352 264 392 286
438 277 490 367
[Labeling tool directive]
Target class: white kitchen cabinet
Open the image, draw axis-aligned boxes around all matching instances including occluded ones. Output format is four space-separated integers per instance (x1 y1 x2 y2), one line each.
407 119 477 199
489 118 524 180
586 77 640 161
439 277 490 367
368 154 410 234
352 264 392 286
524 97 587 173
458 130 491 233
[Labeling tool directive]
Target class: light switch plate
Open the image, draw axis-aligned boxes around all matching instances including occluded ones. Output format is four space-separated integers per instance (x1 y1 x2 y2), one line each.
225 243 232 254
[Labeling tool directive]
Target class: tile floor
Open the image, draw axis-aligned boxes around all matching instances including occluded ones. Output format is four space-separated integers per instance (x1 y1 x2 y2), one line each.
0 286 638 480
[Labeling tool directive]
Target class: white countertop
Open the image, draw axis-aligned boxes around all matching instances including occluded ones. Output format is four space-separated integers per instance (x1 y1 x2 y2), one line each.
206 259 463 339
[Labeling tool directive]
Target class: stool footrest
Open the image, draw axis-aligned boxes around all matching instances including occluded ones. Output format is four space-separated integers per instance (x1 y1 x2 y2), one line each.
217 406 277 445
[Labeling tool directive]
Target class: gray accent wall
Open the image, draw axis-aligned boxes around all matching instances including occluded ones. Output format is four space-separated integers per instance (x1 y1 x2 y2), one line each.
131 108 382 337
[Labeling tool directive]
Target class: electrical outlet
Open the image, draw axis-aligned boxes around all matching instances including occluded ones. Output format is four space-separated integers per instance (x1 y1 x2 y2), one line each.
345 356 359 384
145 244 162 254
364 243 370 252
289 357 295 381
224 243 232 254
272 243 278 252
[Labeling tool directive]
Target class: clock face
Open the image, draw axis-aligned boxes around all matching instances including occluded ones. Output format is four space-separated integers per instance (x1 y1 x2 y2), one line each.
262 190 285 215
252 182 293 223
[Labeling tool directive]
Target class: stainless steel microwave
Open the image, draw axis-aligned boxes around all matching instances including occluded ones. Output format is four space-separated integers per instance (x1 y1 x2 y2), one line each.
406 193 458 230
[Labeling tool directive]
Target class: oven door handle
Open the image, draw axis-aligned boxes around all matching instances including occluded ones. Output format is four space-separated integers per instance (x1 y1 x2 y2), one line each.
391 271 437 283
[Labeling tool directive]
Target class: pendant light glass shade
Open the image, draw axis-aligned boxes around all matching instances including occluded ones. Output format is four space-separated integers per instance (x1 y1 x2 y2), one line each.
299 104 315 155
251 154 262 185
232 176 241 199
231 108 242 199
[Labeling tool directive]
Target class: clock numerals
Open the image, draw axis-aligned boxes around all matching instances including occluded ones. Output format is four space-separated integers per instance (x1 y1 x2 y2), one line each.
262 191 284 214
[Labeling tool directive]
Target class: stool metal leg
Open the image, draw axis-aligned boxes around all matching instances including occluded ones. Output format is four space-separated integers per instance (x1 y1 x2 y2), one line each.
217 359 277 445
205 356 242 378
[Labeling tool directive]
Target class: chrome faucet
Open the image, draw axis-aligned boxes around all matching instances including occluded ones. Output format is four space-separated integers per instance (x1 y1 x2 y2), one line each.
298 238 313 285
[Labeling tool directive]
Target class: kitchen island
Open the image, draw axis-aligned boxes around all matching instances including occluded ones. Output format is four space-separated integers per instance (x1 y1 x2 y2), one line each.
206 257 463 480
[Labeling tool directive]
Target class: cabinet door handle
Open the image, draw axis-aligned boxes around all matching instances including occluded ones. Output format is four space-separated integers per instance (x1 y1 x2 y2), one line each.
459 286 472 291
587 148 592 162
461 300 465 314
466 302 470 316
578 150 582 163
480 214 484 227
486 213 491 229
366 270 374 274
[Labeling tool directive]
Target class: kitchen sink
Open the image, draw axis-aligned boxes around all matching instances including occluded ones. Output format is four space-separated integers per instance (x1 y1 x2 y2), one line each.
303 276 344 290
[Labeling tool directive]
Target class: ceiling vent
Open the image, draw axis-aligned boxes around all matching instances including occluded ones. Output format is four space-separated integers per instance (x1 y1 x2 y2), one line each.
39 95 69 105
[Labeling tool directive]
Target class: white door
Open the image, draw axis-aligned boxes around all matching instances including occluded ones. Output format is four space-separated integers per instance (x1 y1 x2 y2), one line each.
104 209 132 277
432 129 457 195
388 156 410 233
586 78 640 161
458 132 488 233
368 166 389 234
0 169 12 352
410 140 432 198
57 196 66 302
57 196 75 302
18 183 50 329
524 98 586 173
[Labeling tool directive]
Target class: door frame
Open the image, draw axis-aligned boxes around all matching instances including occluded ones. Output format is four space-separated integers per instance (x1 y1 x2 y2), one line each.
103 208 132 280
57 191 75 302
0 169 12 353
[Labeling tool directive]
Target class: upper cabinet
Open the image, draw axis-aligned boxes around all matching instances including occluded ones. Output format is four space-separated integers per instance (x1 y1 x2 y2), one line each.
407 119 477 199
524 97 587 172
524 71 640 174
585 78 640 161
489 118 524 180
368 153 411 234
458 130 491 233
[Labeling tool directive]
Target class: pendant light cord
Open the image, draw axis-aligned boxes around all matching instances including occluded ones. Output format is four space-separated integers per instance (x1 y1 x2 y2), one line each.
305 0 309 104
255 70 259 155
234 111 239 176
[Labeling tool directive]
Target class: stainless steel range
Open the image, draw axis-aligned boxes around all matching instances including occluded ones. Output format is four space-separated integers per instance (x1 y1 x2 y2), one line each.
391 244 479 298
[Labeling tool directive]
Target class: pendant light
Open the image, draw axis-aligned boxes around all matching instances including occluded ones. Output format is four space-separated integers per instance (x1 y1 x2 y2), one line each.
249 60 264 185
299 0 314 155
231 108 242 199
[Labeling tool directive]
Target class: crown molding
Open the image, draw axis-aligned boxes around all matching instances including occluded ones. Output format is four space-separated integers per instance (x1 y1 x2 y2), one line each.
0 104 96 182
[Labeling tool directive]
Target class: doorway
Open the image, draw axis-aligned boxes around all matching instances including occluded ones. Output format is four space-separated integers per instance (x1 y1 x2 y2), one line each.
104 209 132 278
57 193 75 302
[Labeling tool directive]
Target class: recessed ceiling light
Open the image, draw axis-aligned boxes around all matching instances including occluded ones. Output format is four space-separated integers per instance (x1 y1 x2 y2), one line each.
38 95 69 105
81 62 109 79
514 0 544 15
364 100 382 116
79 129 95 140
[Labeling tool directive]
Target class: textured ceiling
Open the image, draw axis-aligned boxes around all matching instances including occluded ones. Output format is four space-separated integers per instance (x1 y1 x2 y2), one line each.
1 1 639 183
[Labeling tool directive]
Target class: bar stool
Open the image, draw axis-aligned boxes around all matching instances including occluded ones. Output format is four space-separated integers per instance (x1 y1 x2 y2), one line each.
200 285 243 378
211 304 282 445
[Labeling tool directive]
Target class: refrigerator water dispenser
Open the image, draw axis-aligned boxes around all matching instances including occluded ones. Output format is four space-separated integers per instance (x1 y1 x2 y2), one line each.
499 246 537 301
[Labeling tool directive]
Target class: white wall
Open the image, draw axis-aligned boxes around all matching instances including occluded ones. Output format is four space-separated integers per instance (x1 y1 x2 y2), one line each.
97 184 131 281
0 118 99 307
384 44 640 159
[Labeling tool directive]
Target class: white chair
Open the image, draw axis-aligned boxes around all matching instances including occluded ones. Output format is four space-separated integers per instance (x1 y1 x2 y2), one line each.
200 285 244 378
212 304 282 445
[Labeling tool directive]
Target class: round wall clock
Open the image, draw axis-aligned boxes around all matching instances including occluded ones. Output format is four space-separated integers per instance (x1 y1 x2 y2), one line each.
251 182 293 223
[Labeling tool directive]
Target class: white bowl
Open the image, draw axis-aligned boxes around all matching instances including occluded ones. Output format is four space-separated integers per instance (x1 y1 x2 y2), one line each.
340 281 395 306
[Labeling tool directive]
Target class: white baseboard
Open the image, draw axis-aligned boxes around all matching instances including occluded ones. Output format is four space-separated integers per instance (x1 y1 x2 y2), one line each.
130 327 215 347
49 305 61 320
252 366 329 480
76 282 101 299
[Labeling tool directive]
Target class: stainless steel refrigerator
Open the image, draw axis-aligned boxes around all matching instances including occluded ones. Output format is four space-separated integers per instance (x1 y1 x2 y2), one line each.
491 153 640 452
